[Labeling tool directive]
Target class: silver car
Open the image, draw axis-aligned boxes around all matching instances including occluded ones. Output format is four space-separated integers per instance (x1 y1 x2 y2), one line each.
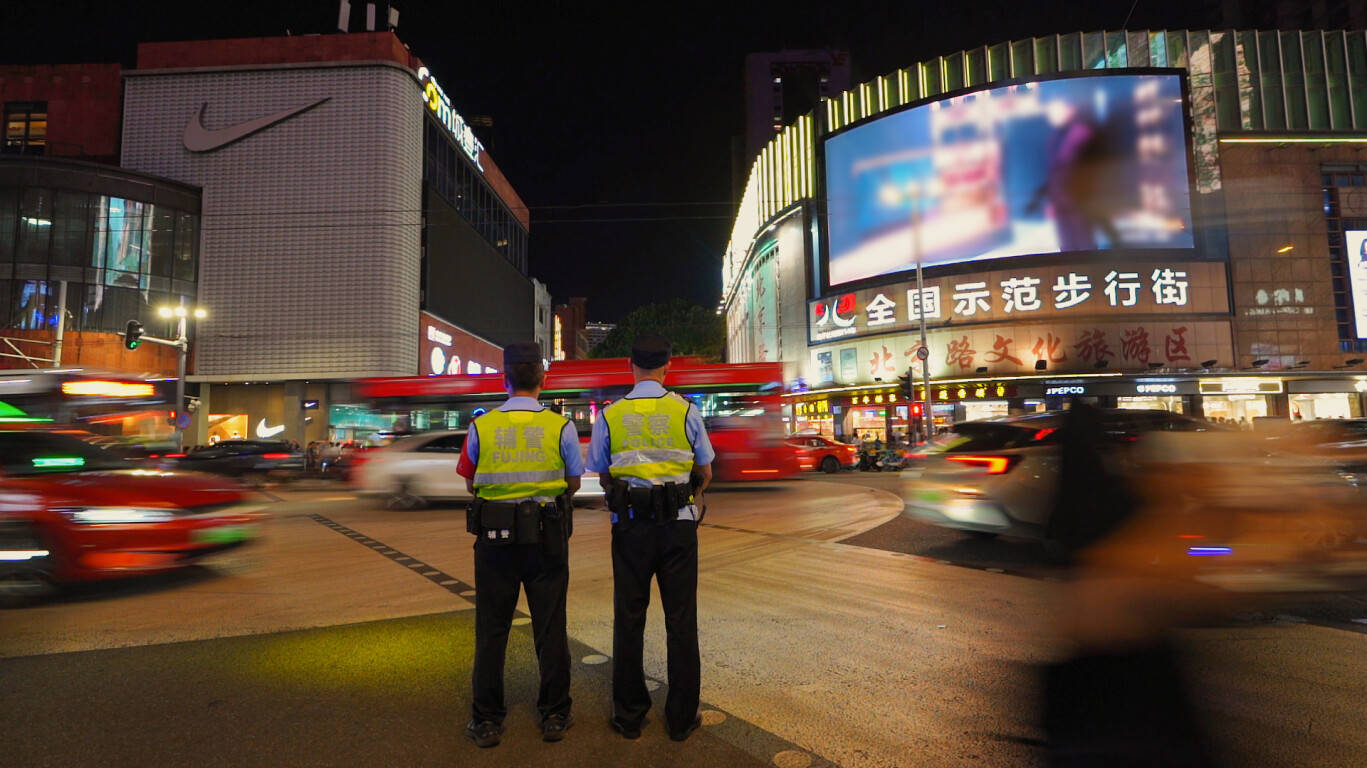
904 410 1228 543
356 430 604 508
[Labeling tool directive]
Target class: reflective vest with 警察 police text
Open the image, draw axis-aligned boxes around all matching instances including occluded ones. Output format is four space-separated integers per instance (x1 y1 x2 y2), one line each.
472 408 569 501
604 392 694 485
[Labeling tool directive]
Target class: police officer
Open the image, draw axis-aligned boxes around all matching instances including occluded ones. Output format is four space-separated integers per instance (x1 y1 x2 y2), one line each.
456 343 583 748
586 333 714 742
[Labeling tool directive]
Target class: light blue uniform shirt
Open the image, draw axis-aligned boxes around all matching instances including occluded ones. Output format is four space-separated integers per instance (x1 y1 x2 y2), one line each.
464 396 585 479
586 380 714 522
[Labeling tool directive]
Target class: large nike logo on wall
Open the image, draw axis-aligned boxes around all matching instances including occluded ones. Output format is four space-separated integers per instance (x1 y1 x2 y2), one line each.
183 97 331 153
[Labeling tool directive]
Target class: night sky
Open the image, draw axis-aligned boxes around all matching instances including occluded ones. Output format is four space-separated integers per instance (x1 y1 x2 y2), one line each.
6 0 1244 321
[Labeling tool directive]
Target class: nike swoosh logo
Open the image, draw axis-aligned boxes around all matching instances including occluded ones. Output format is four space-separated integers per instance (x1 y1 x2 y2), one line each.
255 419 286 439
184 97 331 153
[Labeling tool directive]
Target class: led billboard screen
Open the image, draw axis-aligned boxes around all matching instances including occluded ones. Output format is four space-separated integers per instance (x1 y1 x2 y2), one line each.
823 73 1195 287
1347 230 1367 338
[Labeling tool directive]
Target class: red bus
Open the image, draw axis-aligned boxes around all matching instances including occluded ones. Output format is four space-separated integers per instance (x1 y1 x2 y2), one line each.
0 369 178 456
353 357 800 482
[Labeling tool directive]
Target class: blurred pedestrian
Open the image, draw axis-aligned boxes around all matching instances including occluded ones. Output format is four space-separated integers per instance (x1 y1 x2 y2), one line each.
1041 398 1218 767
457 342 583 748
587 333 714 742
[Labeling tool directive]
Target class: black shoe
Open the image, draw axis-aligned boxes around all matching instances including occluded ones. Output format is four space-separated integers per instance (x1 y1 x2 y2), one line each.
541 712 573 742
610 717 642 740
465 719 504 748
669 714 703 742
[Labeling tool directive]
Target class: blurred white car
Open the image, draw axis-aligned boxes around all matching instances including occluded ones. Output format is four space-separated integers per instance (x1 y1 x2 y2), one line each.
354 430 603 508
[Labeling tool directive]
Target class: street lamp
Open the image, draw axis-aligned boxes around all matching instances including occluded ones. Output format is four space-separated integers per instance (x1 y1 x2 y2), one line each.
888 177 940 444
157 304 208 449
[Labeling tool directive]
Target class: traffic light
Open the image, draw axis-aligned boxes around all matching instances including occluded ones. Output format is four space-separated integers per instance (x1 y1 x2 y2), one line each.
897 368 915 402
124 319 144 350
911 402 923 418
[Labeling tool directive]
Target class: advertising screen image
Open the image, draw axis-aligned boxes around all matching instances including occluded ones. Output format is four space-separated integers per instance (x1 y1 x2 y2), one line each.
824 73 1195 287
1347 230 1367 338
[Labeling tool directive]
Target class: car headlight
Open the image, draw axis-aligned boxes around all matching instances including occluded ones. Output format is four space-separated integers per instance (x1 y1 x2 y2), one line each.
56 507 177 524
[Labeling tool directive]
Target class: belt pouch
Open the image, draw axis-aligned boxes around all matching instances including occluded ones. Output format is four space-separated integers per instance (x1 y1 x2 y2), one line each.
466 500 480 535
480 504 516 546
515 501 542 545
608 481 629 514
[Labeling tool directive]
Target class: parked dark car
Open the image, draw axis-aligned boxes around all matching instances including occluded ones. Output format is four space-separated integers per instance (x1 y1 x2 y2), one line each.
170 440 305 486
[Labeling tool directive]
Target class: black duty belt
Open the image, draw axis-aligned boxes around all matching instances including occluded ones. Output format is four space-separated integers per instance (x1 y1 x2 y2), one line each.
467 495 572 549
607 480 693 525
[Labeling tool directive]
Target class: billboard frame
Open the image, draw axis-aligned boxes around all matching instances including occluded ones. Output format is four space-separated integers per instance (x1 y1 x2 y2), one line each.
814 67 1202 297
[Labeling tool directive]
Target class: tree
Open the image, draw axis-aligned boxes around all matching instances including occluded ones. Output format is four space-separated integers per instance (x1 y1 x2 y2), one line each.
590 299 725 361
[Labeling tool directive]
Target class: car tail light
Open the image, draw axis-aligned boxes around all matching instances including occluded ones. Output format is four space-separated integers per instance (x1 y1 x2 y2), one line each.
945 455 1019 474
164 453 186 458
262 453 290 459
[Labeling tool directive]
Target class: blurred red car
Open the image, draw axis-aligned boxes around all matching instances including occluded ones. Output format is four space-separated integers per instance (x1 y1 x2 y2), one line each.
0 431 265 598
785 434 860 474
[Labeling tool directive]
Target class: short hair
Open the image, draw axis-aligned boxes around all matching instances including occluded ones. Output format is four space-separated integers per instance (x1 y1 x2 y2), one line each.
506 361 544 392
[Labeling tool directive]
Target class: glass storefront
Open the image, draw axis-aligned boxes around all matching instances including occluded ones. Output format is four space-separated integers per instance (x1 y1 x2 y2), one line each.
1117 395 1186 413
1290 392 1360 420
962 401 1009 422
1201 394 1268 426
0 163 200 337
844 405 888 442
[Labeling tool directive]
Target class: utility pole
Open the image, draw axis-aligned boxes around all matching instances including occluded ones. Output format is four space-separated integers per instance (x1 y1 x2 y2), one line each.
910 185 932 444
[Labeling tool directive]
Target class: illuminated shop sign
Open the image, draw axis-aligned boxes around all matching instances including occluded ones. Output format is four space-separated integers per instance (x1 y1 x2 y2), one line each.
822 72 1194 288
807 262 1225 344
1135 383 1178 394
426 325 454 346
919 382 1016 402
416 66 485 171
1198 378 1282 395
1046 385 1086 396
794 399 832 416
810 320 1233 383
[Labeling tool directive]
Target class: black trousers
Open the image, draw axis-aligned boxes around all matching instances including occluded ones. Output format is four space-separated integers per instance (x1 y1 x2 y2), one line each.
610 520 699 734
471 541 571 724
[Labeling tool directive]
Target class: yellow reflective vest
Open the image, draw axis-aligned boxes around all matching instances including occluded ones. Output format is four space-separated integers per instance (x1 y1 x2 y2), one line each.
603 392 694 485
472 408 570 501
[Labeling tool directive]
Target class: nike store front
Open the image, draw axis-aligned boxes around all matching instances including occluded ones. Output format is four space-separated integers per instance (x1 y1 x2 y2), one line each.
119 31 531 447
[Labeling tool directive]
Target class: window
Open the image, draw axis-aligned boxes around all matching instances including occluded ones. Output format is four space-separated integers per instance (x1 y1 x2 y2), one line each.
173 212 198 282
3 102 46 155
17 187 51 263
51 191 91 267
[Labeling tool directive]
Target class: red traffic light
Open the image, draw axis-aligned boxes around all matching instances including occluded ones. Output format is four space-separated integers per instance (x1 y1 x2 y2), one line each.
911 403 923 417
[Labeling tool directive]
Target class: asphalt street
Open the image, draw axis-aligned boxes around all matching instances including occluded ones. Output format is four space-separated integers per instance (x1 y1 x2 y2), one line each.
2 473 1367 767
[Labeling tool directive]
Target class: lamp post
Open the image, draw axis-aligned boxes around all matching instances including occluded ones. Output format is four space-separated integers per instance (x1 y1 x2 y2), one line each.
157 305 208 449
904 180 934 445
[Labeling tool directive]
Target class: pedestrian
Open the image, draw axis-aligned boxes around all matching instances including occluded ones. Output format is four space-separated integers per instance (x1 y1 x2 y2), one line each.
457 342 583 748
587 333 714 742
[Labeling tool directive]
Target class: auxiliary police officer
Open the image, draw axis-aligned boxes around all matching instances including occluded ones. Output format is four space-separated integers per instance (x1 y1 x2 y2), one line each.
456 342 583 748
586 333 714 742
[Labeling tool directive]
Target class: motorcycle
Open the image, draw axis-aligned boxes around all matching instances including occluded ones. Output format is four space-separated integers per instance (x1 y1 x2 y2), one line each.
875 447 908 472
858 444 908 472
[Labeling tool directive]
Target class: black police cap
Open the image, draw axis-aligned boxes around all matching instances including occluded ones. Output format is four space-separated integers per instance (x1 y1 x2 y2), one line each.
630 333 672 370
502 342 543 368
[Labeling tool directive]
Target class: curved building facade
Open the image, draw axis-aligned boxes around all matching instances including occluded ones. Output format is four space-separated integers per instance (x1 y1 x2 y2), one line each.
724 29 1367 439
0 156 198 374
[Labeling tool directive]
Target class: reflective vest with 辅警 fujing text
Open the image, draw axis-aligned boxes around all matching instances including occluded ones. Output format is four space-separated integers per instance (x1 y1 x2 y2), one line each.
473 408 569 501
